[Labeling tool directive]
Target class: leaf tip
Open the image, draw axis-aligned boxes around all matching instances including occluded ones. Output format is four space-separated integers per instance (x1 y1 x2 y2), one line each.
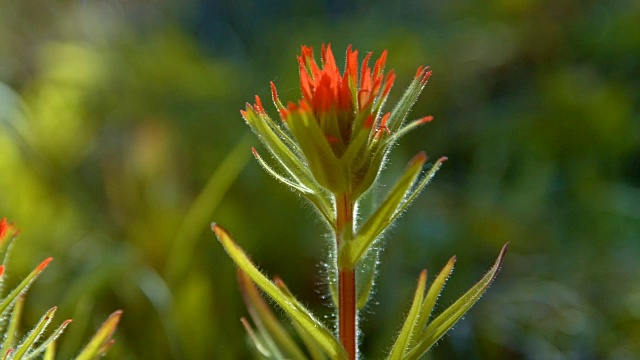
37 257 54 271
410 151 428 166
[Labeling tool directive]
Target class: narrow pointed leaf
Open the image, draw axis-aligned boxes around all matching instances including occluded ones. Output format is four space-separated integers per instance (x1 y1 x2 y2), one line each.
244 110 319 191
274 278 327 360
388 270 427 360
406 244 508 359
74 310 122 360
12 307 57 360
340 153 426 269
213 224 347 360
23 319 73 360
1 294 24 356
252 149 334 227
386 68 431 133
238 271 306 360
387 157 446 229
387 116 434 145
0 258 53 317
411 256 456 347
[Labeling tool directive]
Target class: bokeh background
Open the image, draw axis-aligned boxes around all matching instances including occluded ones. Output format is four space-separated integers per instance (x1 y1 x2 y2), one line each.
1 0 639 359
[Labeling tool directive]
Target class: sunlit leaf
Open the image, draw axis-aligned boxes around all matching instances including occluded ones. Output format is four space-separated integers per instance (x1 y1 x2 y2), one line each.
405 244 508 359
1 293 24 356
0 258 53 318
387 270 427 360
340 153 426 269
274 277 327 360
213 224 347 360
411 256 456 347
237 271 306 360
23 319 73 360
74 310 122 360
12 307 57 359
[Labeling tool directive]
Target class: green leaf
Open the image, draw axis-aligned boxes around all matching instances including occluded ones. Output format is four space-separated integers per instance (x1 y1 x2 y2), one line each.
237 271 306 360
213 224 347 360
383 156 447 232
23 319 73 360
411 256 456 348
251 148 334 227
406 244 508 359
0 258 53 318
12 307 57 360
274 278 327 360
1 293 24 356
340 153 427 269
285 110 343 192
387 270 427 360
74 310 122 360
386 67 431 134
243 108 320 193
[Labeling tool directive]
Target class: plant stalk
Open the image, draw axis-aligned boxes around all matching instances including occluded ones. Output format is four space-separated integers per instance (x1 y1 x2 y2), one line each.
335 193 356 360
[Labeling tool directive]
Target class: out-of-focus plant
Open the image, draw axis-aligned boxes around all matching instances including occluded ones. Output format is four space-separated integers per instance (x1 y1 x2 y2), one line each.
0 218 121 359
213 44 508 359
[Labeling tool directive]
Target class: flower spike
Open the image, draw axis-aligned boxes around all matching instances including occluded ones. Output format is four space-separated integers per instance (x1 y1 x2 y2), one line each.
244 44 435 199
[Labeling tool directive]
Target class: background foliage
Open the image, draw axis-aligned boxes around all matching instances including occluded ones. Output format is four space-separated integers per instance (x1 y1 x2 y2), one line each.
1 0 638 358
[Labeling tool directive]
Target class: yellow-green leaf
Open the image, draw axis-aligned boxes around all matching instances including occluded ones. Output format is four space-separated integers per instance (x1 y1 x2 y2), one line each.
12 307 57 359
406 244 508 359
74 310 122 360
411 256 456 347
387 270 427 360
0 258 53 317
213 224 347 360
340 153 426 269
238 270 306 360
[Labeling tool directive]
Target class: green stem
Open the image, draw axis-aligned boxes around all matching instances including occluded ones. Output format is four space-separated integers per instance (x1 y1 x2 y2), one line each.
335 193 356 360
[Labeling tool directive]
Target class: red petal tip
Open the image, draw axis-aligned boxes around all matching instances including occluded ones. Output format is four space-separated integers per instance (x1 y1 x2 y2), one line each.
420 116 434 123
438 156 448 162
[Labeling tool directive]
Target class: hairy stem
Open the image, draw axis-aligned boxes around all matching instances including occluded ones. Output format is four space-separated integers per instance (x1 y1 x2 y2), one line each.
336 193 356 360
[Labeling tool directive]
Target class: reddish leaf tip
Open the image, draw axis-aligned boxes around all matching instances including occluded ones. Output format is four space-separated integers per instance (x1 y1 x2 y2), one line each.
37 257 54 271
420 115 434 123
411 151 428 165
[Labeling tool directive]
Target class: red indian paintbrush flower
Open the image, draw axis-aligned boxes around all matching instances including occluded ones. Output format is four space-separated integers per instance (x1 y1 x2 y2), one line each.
242 45 433 214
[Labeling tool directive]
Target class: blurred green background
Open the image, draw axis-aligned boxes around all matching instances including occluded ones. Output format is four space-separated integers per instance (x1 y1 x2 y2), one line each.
1 0 639 359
